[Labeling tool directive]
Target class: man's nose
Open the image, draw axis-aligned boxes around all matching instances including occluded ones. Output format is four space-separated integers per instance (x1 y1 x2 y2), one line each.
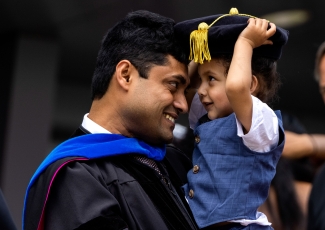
174 93 188 114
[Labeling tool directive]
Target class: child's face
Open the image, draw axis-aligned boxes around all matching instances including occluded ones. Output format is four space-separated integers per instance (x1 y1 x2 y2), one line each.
197 59 233 120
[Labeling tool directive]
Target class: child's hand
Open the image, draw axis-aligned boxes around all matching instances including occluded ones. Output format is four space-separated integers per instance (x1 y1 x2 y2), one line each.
238 18 276 48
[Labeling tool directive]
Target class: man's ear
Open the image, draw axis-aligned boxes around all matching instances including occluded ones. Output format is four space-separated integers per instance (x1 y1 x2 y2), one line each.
250 75 258 94
115 60 137 90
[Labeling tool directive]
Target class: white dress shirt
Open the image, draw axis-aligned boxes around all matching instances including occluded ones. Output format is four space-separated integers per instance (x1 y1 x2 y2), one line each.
81 113 111 134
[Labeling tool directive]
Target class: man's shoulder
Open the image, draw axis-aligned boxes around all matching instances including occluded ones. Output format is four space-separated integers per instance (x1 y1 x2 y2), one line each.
45 155 137 184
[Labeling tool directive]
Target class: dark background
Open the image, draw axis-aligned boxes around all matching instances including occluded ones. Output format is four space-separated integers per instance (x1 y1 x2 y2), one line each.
1 0 325 228
2 0 325 139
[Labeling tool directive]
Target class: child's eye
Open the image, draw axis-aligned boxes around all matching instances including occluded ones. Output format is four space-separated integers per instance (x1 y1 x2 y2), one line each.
209 76 216 81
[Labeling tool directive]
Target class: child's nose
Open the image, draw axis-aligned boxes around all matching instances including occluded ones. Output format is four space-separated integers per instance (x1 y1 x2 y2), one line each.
197 84 206 96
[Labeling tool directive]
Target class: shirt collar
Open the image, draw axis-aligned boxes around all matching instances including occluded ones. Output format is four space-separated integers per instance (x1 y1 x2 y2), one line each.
81 113 111 134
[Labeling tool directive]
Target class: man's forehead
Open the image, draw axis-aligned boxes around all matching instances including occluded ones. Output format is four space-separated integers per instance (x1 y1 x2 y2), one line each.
165 56 189 83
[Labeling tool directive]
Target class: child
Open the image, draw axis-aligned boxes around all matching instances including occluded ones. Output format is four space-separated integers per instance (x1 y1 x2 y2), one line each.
174 8 289 229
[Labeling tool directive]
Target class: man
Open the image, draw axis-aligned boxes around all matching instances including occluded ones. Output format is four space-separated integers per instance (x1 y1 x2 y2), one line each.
307 41 325 230
281 41 325 160
23 10 198 230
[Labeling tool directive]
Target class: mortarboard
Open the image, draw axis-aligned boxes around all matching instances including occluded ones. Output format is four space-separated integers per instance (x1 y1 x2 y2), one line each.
174 8 289 63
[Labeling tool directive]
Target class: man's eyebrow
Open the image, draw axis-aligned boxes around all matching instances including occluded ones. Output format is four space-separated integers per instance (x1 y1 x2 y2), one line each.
173 75 187 84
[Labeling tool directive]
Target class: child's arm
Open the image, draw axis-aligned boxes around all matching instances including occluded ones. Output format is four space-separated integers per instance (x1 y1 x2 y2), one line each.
225 18 276 133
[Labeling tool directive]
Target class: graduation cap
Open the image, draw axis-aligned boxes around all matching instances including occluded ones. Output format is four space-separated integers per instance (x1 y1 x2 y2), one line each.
174 8 289 64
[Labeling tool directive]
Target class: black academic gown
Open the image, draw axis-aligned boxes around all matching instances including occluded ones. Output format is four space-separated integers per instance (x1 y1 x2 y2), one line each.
24 127 198 230
308 164 325 230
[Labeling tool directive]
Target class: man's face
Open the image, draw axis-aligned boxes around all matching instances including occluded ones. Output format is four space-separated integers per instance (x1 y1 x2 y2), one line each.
319 55 325 104
123 55 189 145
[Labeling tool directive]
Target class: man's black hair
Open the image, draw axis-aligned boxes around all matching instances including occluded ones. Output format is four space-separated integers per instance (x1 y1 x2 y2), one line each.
91 10 188 100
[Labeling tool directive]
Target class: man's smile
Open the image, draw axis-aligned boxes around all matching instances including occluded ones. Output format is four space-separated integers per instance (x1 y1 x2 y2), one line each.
164 113 176 123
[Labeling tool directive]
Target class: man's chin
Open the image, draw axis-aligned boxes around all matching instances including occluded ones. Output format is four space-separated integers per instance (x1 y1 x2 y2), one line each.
160 135 174 146
141 134 173 147
165 136 173 144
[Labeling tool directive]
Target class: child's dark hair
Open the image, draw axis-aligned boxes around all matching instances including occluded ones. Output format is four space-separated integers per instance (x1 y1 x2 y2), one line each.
91 10 188 100
215 55 281 104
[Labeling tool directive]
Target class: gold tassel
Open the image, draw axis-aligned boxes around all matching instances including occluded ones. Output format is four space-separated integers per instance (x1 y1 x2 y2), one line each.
189 22 211 64
188 8 258 64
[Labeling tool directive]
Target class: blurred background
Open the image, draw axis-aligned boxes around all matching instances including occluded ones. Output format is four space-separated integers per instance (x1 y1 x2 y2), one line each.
1 0 325 228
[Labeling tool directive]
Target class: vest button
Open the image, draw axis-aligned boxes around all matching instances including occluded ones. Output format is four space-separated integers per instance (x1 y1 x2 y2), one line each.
189 189 194 198
195 135 200 143
193 165 200 174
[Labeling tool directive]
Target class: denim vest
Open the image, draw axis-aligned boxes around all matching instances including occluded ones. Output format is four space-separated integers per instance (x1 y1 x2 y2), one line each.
183 111 284 228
